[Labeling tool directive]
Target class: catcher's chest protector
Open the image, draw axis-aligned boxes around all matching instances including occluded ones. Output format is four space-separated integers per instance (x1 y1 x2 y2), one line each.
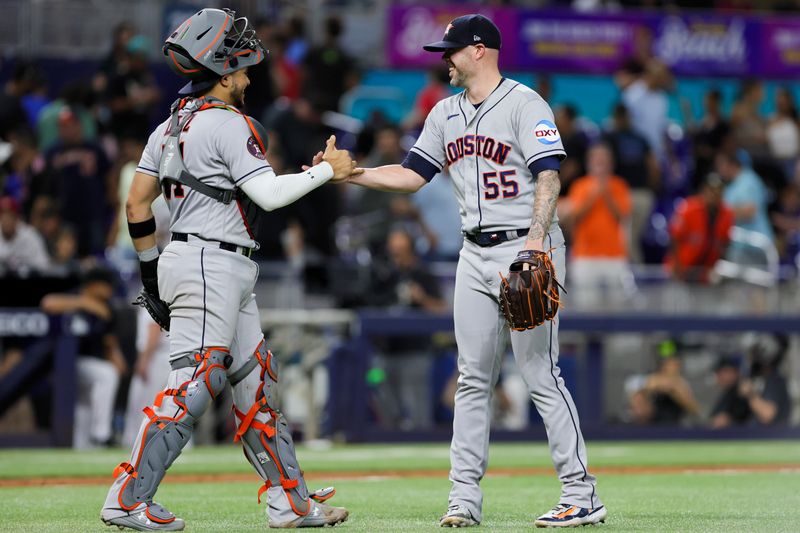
159 96 268 236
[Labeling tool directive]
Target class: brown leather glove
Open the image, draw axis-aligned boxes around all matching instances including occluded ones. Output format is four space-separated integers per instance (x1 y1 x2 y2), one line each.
499 250 564 331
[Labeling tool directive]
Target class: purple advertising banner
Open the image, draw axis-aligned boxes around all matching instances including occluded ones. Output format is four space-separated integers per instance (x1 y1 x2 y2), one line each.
650 14 754 76
516 11 639 74
760 18 800 77
387 5 516 68
388 5 800 78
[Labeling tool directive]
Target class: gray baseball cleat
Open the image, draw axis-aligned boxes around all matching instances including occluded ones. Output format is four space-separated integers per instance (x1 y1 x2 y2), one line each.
101 503 185 531
268 501 349 528
439 504 478 527
534 504 607 528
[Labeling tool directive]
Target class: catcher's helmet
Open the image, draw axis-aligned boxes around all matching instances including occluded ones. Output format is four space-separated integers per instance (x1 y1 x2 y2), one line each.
163 8 266 95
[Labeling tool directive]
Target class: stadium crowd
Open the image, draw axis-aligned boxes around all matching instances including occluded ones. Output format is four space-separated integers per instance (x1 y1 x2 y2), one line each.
0 12 797 444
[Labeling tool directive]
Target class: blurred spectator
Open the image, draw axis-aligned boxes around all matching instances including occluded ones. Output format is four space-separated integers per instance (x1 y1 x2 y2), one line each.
270 32 302 102
715 152 774 264
123 306 170 448
106 134 146 260
44 107 111 258
49 225 80 275
730 79 768 162
627 343 699 425
564 143 633 308
266 94 341 256
302 15 358 112
713 333 792 428
41 267 127 447
284 15 309 66
7 61 50 130
28 199 62 258
709 356 751 428
554 104 590 197
347 126 438 253
3 127 46 208
616 59 671 162
362 124 406 169
413 173 463 259
37 82 98 151
534 74 552 103
368 228 446 429
244 18 279 122
603 103 659 263
105 35 161 140
403 67 452 132
666 173 734 283
0 61 45 140
93 22 136 95
770 181 800 267
688 88 731 190
737 333 792 426
766 86 800 181
0 195 50 272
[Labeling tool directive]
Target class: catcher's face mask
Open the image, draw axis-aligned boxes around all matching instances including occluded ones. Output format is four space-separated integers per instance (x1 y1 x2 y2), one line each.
163 8 267 94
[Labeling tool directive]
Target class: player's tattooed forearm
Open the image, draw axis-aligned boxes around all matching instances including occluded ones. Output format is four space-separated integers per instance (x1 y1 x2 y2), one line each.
528 170 561 244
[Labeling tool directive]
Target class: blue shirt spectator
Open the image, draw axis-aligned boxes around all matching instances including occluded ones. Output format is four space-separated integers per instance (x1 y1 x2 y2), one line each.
720 161 773 240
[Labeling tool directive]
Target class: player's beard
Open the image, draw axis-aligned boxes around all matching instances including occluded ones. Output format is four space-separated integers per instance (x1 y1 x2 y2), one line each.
231 81 246 108
448 63 467 88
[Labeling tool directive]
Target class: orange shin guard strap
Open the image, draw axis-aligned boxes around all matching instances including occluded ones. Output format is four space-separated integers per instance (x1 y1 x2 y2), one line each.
113 462 136 478
256 477 300 504
233 396 268 442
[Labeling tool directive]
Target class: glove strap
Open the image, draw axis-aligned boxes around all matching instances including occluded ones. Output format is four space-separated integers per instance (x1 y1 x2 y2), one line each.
515 250 538 261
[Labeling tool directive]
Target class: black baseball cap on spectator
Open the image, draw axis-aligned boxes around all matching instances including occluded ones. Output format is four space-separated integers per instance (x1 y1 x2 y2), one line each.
714 356 741 372
423 14 502 52
81 266 116 288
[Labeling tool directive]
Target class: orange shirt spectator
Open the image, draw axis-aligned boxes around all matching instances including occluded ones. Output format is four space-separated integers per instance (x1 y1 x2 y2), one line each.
565 144 634 309
568 176 632 258
666 173 733 282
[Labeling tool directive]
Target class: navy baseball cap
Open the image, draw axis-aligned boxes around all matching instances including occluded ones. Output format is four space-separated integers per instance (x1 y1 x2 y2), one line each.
423 14 502 52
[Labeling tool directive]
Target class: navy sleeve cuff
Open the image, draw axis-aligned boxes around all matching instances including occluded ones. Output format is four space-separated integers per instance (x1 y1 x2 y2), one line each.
402 151 439 182
528 155 561 177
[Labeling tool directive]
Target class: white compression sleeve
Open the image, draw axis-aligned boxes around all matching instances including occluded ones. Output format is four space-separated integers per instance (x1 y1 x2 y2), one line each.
239 162 334 212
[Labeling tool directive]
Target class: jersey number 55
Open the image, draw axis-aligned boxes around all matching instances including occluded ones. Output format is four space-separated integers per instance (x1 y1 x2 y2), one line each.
483 170 518 200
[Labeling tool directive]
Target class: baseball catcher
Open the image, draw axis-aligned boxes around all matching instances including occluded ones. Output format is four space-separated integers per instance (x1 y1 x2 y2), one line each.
100 7 354 531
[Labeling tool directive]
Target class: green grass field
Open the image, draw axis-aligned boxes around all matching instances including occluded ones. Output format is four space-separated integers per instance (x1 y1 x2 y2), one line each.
1 441 799 532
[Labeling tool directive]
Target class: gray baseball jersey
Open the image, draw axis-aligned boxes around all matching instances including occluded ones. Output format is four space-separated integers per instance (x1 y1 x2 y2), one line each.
404 78 600 521
408 78 565 234
137 99 272 248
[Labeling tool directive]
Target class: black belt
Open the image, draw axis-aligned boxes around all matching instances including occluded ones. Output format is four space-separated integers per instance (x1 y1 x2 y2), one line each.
464 228 529 247
171 233 252 258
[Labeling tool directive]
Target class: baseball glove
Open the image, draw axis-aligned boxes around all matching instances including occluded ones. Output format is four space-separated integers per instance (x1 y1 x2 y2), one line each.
499 250 564 331
133 289 171 331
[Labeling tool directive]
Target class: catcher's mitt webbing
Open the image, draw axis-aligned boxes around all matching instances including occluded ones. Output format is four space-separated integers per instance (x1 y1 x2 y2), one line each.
499 249 564 331
133 289 171 331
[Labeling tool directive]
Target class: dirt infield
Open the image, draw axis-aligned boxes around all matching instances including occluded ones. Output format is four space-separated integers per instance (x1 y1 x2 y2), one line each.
2 463 799 488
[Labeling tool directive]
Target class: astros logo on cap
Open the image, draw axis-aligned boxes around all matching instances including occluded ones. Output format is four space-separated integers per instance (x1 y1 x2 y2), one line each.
445 22 454 36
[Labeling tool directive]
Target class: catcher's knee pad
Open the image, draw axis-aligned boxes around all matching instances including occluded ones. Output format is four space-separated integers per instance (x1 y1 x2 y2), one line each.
230 340 313 515
114 347 231 511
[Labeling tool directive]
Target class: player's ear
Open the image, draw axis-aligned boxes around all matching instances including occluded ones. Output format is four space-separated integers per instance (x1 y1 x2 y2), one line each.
219 74 233 88
473 44 486 60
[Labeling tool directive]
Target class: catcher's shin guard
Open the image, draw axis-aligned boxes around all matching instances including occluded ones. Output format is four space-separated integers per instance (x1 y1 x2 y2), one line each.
230 340 320 516
113 347 231 510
